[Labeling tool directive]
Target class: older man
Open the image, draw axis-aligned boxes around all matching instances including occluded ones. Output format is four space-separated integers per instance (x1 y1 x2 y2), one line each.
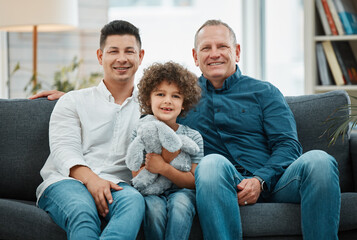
177 19 340 240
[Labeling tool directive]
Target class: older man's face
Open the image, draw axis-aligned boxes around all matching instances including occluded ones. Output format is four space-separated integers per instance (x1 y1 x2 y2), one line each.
193 25 240 88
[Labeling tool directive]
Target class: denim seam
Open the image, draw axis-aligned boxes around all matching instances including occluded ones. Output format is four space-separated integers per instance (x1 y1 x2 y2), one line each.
271 176 301 195
235 174 244 182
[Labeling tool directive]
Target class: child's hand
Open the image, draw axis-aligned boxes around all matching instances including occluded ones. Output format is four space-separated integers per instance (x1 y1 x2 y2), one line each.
132 164 145 178
161 148 181 163
145 153 167 174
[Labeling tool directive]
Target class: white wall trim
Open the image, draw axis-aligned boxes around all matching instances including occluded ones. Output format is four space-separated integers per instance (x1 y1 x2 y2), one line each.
0 32 9 98
241 0 263 80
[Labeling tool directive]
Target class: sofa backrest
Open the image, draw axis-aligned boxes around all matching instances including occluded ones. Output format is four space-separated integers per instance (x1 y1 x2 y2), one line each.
286 90 353 192
0 98 57 201
0 90 353 202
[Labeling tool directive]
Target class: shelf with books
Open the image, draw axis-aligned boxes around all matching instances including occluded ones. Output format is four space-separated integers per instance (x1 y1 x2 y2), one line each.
315 0 357 36
304 0 357 94
316 40 357 86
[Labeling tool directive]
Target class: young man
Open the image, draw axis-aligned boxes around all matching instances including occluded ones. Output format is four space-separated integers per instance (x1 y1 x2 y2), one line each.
177 19 340 240
36 20 145 240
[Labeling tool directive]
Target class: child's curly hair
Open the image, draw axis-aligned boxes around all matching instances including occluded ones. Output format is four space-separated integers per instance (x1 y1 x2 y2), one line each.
138 61 201 117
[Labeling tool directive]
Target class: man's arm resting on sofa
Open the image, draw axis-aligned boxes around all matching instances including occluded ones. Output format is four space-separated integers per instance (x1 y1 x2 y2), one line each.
350 130 357 192
29 90 65 100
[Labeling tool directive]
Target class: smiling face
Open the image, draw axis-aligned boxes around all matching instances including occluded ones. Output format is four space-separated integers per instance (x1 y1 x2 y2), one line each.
97 34 144 86
193 24 240 89
150 81 184 130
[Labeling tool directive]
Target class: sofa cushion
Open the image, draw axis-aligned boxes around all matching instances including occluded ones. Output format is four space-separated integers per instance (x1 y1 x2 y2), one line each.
285 90 353 192
241 192 357 237
2 192 356 240
0 199 66 240
0 98 57 201
0 198 203 240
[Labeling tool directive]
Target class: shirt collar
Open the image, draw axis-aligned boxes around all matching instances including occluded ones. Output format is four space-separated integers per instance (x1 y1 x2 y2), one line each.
97 79 138 103
97 80 112 101
199 65 242 91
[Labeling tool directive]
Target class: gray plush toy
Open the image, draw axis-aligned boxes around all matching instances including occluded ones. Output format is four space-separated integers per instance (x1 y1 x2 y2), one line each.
125 115 199 195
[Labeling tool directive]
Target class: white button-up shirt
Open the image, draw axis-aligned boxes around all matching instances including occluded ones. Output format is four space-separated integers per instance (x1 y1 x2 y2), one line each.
36 80 141 201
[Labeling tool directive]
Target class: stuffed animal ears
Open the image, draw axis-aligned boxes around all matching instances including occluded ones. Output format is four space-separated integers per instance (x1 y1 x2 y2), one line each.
155 120 182 152
179 135 200 155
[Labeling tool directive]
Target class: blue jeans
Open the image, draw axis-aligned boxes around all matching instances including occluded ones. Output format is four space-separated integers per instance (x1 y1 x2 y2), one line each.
143 188 196 240
38 180 145 240
195 150 341 240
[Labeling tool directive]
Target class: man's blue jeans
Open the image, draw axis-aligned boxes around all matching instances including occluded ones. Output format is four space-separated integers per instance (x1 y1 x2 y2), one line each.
38 180 145 240
195 150 341 240
143 188 196 240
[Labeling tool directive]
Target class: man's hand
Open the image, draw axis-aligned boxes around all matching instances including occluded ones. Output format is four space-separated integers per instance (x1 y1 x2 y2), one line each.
85 175 122 217
29 90 65 101
237 178 261 206
70 165 122 217
145 153 167 174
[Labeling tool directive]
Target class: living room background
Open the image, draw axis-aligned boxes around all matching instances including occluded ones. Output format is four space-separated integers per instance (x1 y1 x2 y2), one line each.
0 0 304 98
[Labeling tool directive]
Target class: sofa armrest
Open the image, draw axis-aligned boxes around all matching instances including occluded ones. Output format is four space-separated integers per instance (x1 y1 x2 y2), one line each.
350 130 357 192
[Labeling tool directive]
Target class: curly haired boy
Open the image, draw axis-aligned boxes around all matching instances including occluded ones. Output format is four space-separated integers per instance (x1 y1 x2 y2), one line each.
131 61 204 240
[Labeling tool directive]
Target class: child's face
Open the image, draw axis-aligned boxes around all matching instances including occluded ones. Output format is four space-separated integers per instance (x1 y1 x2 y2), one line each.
150 81 184 129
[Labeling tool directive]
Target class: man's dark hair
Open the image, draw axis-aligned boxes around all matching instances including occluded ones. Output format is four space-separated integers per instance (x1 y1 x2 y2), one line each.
99 20 142 50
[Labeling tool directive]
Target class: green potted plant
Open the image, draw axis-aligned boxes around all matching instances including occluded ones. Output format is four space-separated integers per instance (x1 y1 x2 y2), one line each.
324 95 357 145
10 56 102 96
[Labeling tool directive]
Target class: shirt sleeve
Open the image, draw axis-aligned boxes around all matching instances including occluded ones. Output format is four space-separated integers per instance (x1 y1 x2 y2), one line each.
189 129 204 164
253 86 302 192
49 93 89 177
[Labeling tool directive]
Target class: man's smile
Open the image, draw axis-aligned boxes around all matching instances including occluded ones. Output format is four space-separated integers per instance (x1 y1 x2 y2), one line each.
208 62 224 66
113 66 130 70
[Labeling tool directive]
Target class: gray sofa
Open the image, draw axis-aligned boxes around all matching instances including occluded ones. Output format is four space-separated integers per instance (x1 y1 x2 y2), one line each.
1 90 357 240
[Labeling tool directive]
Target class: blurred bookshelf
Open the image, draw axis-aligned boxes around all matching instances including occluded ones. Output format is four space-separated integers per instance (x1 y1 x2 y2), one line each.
304 0 357 95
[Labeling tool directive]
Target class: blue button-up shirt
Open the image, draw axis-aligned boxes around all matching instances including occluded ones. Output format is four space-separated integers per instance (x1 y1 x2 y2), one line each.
178 66 302 191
